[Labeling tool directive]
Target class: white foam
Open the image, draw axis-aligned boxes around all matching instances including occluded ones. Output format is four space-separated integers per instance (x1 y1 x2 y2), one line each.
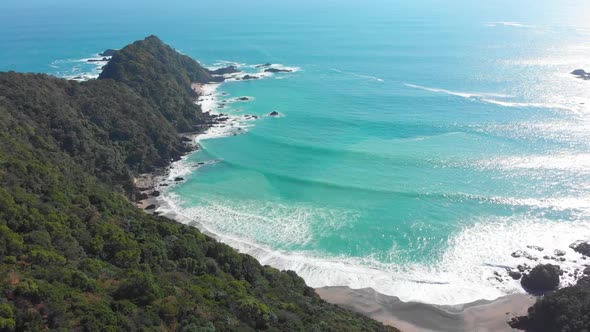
156 192 590 305
332 68 384 82
405 83 512 99
486 21 534 28
473 153 590 172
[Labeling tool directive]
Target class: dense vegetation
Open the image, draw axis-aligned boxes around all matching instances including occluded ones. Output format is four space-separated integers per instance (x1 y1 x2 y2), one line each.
510 279 590 331
99 35 215 132
0 37 395 331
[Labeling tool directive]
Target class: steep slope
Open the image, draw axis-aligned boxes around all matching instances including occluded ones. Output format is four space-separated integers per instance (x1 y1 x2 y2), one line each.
0 37 396 331
99 35 214 132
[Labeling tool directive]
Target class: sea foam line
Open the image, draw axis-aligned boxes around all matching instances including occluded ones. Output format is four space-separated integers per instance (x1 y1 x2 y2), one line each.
405 83 578 112
331 68 384 82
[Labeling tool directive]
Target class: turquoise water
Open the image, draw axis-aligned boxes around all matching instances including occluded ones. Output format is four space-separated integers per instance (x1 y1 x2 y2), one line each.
3 0 590 304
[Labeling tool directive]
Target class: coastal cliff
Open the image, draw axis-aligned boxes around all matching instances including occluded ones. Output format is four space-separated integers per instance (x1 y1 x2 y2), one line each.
0 36 395 331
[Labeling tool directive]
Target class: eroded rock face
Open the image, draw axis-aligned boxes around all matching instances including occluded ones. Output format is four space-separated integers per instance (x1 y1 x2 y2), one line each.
521 264 560 294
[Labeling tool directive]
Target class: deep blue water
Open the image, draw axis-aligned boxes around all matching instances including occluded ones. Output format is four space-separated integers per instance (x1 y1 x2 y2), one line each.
2 0 590 304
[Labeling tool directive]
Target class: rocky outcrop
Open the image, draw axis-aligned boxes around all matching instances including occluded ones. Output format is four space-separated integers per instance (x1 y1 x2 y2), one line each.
571 241 590 256
511 250 538 261
209 65 240 75
99 49 117 56
521 264 560 294
255 63 272 68
269 111 279 116
174 177 184 182
242 75 259 80
265 68 293 73
87 57 109 62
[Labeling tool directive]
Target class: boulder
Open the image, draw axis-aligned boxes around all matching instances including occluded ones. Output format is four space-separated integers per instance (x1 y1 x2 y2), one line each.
512 250 538 261
242 75 258 80
174 177 184 182
571 241 590 256
521 264 560 293
99 49 117 56
137 192 149 200
255 63 272 68
145 204 156 210
237 97 250 101
509 271 522 280
269 111 279 116
151 190 161 197
554 249 566 257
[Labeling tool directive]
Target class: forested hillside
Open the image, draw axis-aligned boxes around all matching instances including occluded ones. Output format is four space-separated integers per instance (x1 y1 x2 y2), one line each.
0 36 395 331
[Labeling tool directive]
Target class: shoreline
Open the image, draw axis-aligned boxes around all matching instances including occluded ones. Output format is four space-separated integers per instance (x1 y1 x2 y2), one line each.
316 286 536 332
139 188 538 332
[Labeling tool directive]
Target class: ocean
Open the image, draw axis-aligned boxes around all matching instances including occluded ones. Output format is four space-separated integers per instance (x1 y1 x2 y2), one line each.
2 0 590 305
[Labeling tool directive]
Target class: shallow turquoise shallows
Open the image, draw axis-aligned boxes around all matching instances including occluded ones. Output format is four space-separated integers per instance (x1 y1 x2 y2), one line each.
3 0 590 304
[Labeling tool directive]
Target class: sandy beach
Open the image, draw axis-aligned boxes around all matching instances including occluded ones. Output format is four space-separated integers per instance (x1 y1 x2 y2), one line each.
316 286 536 332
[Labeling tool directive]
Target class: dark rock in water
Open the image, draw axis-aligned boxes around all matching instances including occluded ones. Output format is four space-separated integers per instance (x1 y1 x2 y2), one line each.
572 69 588 76
264 68 293 73
584 267 590 275
517 264 528 273
237 97 250 101
554 249 566 257
571 241 590 256
571 69 590 80
145 204 156 210
543 255 550 259
198 162 205 165
174 177 184 182
151 190 161 197
242 75 258 80
208 65 240 75
269 111 279 116
99 49 117 56
160 183 169 187
527 245 544 252
87 57 109 63
153 211 160 216
255 63 272 68
521 264 560 294
509 271 522 280
137 192 149 200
